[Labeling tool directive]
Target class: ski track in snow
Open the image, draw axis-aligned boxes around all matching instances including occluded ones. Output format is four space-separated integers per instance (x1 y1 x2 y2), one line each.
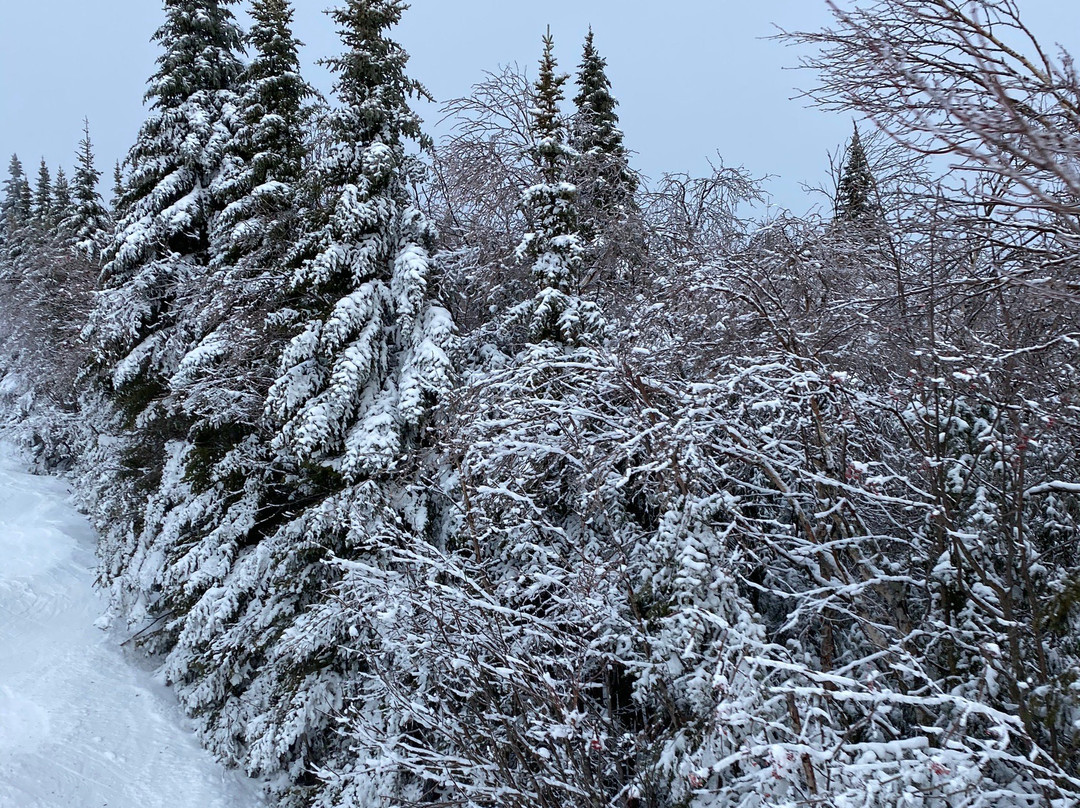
0 444 264 808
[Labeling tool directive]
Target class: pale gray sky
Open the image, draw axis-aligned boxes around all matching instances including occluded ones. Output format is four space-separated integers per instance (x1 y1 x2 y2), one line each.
2 1 1079 212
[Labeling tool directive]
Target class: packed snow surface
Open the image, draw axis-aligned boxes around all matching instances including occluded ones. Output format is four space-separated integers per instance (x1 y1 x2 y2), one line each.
0 444 263 808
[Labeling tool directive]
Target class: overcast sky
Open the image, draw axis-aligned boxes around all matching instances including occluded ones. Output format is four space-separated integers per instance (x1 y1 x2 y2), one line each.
2 1 1080 213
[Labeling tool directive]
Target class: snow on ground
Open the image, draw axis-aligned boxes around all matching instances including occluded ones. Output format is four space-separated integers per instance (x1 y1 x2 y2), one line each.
0 443 264 808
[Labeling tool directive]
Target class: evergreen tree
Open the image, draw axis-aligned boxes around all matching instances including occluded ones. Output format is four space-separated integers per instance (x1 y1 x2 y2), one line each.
67 120 112 261
1 156 32 264
569 28 643 295
86 0 244 393
517 30 601 345
166 0 314 462
170 0 314 453
571 28 636 215
531 31 570 185
242 0 454 791
212 0 311 268
32 159 52 224
84 0 246 676
267 0 453 481
52 167 72 222
0 147 97 472
835 124 877 221
134 3 317 733
111 160 125 211
1 155 32 236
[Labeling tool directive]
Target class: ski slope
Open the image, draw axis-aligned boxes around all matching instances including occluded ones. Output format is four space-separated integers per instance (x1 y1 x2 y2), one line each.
0 444 264 808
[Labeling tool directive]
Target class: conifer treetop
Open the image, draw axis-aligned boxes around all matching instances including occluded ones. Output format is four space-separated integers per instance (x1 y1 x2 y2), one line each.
3 155 32 227
52 167 72 217
211 0 311 266
112 161 124 202
73 120 104 201
292 0 434 292
531 27 573 183
516 29 604 346
243 0 311 179
569 27 638 230
5 154 24 184
835 123 877 222
91 0 247 371
108 0 245 262
267 0 454 480
249 0 303 74
69 119 111 260
321 0 431 150
147 0 245 109
572 27 625 158
33 159 52 221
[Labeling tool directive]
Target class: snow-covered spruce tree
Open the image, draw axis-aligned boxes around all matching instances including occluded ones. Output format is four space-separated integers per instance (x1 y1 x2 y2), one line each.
572 29 634 208
0 155 37 356
570 29 643 292
85 0 243 408
1 154 31 249
32 159 52 225
117 0 316 754
211 0 311 270
66 120 112 262
84 0 315 784
86 0 303 591
52 168 72 224
111 160 126 214
835 123 878 222
2 155 31 225
232 0 452 796
0 156 30 353
80 0 244 588
264 0 453 481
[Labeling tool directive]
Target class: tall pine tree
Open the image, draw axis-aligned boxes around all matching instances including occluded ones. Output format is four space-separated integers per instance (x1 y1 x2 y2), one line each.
241 0 455 792
1 156 33 265
67 120 112 262
517 30 602 345
569 28 642 291
212 0 311 268
111 160 125 212
835 124 877 222
266 0 453 481
84 0 246 655
92 4 453 804
32 159 52 225
52 167 72 223
87 3 320 796
86 0 244 399
571 29 636 216
1 156 31 238
174 0 314 446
